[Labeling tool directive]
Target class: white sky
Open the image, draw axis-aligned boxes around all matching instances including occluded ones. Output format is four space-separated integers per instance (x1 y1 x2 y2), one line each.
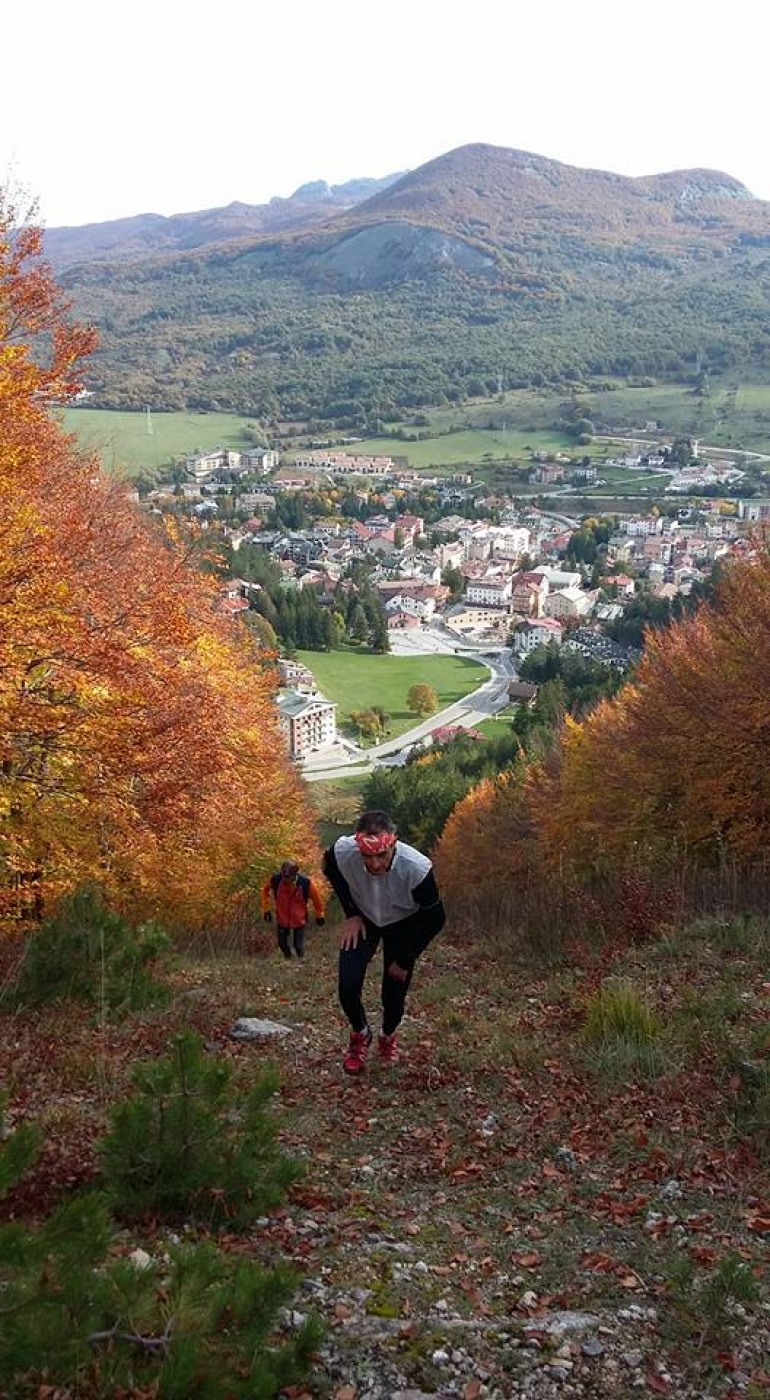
4 0 770 228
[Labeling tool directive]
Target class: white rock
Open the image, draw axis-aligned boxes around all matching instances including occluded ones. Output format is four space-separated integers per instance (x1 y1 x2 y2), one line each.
128 1248 153 1270
229 1017 293 1039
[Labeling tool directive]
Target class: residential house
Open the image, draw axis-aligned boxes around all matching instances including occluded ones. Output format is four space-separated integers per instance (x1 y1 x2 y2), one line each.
278 660 315 687
489 525 530 561
384 592 436 620
362 531 398 556
444 602 510 635
386 610 422 631
187 448 244 482
393 514 424 545
540 567 582 592
241 447 280 472
294 452 394 476
465 574 513 608
511 617 564 653
545 586 594 621
510 571 549 618
436 539 465 571
507 680 538 707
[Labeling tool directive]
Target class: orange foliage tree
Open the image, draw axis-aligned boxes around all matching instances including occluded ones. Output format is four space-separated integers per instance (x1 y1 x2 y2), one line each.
529 540 770 883
0 198 317 932
436 541 770 940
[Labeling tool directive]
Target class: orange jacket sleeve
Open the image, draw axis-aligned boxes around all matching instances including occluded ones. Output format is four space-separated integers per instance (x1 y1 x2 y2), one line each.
260 875 275 915
307 878 325 920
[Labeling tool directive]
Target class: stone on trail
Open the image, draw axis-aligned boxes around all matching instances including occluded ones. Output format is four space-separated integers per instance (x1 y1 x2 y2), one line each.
228 1017 293 1040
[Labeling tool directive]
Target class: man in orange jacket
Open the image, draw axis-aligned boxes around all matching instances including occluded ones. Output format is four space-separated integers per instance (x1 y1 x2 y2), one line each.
261 860 325 959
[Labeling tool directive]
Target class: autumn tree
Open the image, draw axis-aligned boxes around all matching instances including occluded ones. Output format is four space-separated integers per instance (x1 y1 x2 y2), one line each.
407 682 439 717
0 196 318 934
436 537 770 942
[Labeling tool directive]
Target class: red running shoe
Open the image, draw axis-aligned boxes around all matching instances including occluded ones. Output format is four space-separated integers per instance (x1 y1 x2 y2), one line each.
378 1031 399 1065
343 1027 372 1075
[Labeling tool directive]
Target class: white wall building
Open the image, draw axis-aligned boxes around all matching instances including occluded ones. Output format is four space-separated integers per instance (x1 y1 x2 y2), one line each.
465 575 513 607
545 586 594 620
511 617 564 652
277 690 337 758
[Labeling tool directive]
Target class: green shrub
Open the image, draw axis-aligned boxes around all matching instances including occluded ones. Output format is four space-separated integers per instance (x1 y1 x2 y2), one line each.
0 1192 321 1399
0 1100 41 1197
101 1030 303 1227
0 1067 320 1398
730 1056 770 1160
685 912 770 957
5 884 170 1013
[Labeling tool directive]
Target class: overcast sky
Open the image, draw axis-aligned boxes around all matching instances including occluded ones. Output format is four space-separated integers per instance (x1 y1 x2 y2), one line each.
4 0 769 228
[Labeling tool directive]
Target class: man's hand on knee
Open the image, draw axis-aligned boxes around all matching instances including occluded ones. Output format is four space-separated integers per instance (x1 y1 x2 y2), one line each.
340 916 366 951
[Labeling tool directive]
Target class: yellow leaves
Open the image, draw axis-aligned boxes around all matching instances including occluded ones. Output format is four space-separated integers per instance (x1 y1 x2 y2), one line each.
0 203 317 935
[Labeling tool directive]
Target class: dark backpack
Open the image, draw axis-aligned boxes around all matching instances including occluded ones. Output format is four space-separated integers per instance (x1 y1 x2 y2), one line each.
270 872 310 903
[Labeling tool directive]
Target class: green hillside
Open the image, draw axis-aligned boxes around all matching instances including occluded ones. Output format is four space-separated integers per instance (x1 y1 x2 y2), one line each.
57 144 770 424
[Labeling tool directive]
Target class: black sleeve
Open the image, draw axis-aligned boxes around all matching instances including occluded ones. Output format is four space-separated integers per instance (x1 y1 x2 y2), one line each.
404 868 446 961
322 844 362 918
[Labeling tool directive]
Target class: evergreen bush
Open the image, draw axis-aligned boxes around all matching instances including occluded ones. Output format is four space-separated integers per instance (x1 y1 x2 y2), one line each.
5 884 171 1012
101 1030 303 1226
0 1065 320 1398
0 1193 320 1398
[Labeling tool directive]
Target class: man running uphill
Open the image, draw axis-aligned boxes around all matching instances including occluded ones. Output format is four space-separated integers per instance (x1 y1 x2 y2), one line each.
323 810 446 1074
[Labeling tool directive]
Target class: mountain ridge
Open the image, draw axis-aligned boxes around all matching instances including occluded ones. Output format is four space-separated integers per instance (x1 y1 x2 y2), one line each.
53 142 770 419
46 143 762 273
43 171 405 269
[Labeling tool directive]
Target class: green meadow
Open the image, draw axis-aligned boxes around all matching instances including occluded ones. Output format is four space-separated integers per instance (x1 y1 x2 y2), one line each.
60 377 770 484
294 650 485 741
311 427 575 469
60 408 258 476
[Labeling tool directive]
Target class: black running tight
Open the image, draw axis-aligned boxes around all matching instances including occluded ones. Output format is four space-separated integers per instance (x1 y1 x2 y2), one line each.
338 920 421 1036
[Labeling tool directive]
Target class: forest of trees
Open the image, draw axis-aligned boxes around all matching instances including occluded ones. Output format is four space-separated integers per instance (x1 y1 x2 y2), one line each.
435 535 770 943
0 200 317 935
60 225 770 421
231 543 389 653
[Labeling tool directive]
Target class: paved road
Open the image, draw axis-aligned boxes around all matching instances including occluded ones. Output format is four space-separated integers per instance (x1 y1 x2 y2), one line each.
301 631 517 782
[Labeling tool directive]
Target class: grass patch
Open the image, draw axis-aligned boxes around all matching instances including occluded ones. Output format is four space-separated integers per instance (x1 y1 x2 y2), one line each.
306 775 366 848
295 649 486 741
61 408 259 476
582 979 665 1082
473 708 518 740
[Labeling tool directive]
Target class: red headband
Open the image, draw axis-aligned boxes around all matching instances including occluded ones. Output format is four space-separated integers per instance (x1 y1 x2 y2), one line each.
355 831 397 856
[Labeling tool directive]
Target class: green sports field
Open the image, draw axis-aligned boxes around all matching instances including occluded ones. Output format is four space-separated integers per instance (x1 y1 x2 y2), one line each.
60 408 258 476
295 650 485 741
